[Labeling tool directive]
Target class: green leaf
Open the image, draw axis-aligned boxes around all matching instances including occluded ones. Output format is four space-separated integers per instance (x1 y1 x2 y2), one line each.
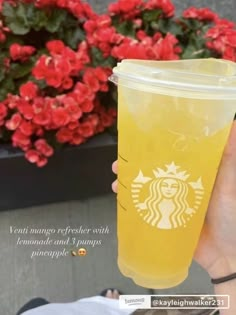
3 2 30 35
157 19 182 35
62 27 85 49
32 12 48 31
45 9 67 33
112 16 136 37
8 20 30 35
181 44 198 59
0 78 15 101
142 9 162 23
28 6 48 31
91 47 116 68
24 3 35 21
9 60 35 79
16 2 28 24
116 20 136 38
178 17 206 34
2 2 15 19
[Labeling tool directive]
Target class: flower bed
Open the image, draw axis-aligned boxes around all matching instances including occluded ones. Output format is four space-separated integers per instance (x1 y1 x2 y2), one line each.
0 0 235 167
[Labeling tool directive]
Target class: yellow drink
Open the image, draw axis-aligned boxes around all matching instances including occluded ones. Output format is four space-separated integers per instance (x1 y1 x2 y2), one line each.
111 59 236 289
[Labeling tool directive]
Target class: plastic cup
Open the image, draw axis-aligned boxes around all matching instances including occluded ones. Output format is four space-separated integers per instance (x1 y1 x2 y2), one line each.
109 58 236 289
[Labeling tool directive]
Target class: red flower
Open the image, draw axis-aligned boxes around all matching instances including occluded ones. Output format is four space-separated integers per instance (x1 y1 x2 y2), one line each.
52 108 70 127
12 130 31 148
80 100 94 113
0 32 6 43
84 20 97 34
112 40 149 60
94 67 110 82
84 15 111 32
66 104 82 121
215 19 235 29
10 43 36 61
36 156 48 167
62 77 74 90
35 0 57 7
225 30 236 47
71 130 84 145
108 0 143 19
223 46 236 62
33 56 66 88
61 0 96 20
95 28 117 45
56 56 71 75
25 146 48 167
136 30 148 41
35 139 54 157
32 55 50 79
56 127 73 143
32 44 85 90
6 113 22 130
77 41 90 66
144 0 175 17
0 103 7 120
83 69 100 92
33 111 51 126
206 19 236 61
19 121 34 136
25 149 40 163
0 20 10 43
152 33 180 60
17 100 34 120
20 82 39 99
183 7 218 22
47 72 64 88
46 40 65 55
73 82 95 104
78 121 95 137
97 43 112 57
85 14 122 57
68 121 79 130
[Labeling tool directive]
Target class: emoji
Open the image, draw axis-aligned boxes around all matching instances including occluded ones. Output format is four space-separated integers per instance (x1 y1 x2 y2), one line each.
78 248 87 256
71 250 77 257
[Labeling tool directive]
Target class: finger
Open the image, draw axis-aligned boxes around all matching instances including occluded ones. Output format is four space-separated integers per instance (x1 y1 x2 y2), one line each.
112 180 118 193
105 289 113 299
214 121 236 195
113 289 120 299
222 120 236 160
112 160 118 174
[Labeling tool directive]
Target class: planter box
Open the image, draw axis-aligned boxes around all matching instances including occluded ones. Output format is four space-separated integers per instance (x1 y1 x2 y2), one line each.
0 133 117 211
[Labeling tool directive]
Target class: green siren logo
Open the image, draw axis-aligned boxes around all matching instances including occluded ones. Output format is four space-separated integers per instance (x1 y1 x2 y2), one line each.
131 162 204 229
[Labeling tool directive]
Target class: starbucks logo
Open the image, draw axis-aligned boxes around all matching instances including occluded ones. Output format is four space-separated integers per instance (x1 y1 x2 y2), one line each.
131 162 204 229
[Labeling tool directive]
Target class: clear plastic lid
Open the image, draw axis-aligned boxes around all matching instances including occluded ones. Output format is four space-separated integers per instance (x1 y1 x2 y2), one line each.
110 59 236 99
